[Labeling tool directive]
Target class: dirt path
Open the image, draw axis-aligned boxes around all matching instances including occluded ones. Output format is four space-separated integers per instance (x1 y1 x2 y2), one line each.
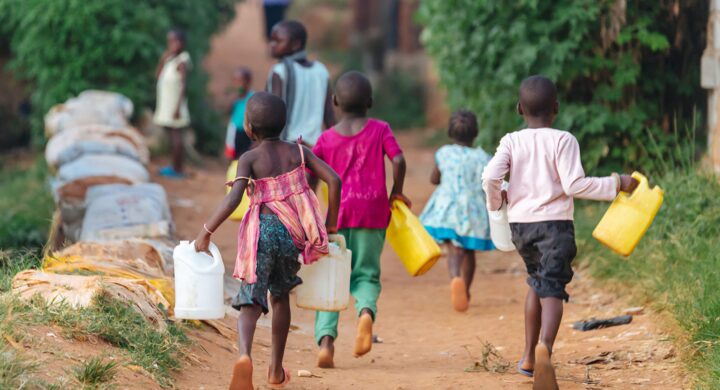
156 3 688 388
157 131 685 390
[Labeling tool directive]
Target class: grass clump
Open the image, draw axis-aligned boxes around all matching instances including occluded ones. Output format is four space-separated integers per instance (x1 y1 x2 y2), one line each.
0 250 43 292
575 128 720 387
0 348 37 389
72 357 118 388
0 159 53 250
0 293 187 388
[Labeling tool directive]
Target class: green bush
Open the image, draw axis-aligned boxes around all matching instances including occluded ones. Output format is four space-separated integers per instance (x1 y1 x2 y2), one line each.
0 160 53 250
418 1 707 172
0 0 237 153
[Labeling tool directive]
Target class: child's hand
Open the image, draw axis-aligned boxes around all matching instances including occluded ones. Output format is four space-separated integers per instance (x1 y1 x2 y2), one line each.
194 231 211 254
173 108 181 120
326 225 338 235
390 193 412 208
619 175 639 193
501 190 508 205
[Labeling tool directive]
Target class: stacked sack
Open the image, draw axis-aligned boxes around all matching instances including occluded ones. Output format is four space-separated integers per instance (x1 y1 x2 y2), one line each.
13 90 177 328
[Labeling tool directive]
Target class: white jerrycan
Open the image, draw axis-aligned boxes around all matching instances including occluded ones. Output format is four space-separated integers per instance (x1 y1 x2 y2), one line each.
488 182 515 252
173 240 225 319
295 235 351 312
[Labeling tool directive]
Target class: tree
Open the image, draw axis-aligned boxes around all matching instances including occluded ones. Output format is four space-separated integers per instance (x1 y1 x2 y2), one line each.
0 0 237 153
418 0 707 172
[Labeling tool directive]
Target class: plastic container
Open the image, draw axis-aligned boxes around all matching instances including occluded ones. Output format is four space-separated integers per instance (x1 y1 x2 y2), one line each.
295 235 351 311
173 240 225 319
488 203 515 251
226 161 250 221
592 172 664 257
387 201 441 276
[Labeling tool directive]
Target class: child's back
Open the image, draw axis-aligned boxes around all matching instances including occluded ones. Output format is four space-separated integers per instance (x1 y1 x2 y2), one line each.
489 127 617 222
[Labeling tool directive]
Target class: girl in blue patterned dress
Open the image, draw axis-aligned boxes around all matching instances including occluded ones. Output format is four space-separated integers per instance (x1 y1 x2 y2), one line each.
420 110 494 312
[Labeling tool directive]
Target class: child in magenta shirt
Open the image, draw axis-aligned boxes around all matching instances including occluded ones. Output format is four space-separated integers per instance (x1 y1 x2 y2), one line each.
312 71 409 368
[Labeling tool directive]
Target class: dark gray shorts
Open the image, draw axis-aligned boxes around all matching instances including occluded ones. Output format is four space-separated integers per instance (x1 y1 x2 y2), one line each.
510 221 577 301
232 214 302 313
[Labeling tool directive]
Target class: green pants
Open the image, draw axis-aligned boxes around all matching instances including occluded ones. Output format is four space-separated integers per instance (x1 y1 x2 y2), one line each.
314 228 385 344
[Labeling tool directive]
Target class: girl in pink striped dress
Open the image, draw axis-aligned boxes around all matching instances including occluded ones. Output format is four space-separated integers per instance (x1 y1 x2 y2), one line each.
195 92 341 390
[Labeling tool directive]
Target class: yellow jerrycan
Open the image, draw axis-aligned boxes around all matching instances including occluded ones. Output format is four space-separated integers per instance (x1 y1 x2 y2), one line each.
226 161 250 221
592 172 663 256
387 200 441 276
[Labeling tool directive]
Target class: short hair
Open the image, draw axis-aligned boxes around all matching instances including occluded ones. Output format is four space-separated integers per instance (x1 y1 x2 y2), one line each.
169 28 187 45
246 92 286 138
448 110 478 144
334 71 372 114
519 75 557 117
275 20 307 49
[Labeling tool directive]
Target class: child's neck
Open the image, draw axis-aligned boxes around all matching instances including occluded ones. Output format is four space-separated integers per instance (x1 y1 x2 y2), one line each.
455 140 473 147
335 113 368 135
524 116 554 129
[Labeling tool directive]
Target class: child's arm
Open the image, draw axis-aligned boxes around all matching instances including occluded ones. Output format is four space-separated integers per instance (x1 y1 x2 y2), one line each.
430 164 441 185
269 72 283 97
322 83 336 129
304 147 342 234
194 154 252 252
482 137 511 211
174 62 187 120
557 135 637 200
389 154 411 207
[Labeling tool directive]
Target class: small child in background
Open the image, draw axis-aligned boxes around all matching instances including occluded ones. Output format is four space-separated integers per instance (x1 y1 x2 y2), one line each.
420 110 494 313
154 28 191 178
224 67 254 160
312 71 408 368
194 92 341 390
267 20 335 146
482 75 638 390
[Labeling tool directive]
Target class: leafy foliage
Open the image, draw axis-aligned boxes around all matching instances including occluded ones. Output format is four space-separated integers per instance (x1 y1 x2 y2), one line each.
418 0 707 172
0 0 237 153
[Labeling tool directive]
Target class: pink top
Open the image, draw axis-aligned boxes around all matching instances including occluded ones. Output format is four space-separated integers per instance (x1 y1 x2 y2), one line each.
228 143 329 283
313 118 403 229
482 128 618 223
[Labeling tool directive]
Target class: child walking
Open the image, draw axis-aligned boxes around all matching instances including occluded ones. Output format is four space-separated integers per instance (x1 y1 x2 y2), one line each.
194 92 341 390
482 76 637 390
267 20 335 146
154 28 191 178
312 71 408 368
225 67 254 160
420 110 494 313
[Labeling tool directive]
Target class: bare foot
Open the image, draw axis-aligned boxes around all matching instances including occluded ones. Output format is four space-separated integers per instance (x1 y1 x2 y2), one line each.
533 343 558 390
229 355 253 390
451 277 469 312
317 336 335 368
353 312 373 357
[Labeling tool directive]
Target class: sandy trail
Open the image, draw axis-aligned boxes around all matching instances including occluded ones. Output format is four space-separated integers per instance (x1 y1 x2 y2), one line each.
158 3 687 388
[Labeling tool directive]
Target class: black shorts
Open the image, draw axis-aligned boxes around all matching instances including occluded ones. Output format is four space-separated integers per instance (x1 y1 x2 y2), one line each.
510 221 577 301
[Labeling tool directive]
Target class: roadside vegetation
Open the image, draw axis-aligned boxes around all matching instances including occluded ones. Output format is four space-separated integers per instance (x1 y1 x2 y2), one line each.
575 131 720 388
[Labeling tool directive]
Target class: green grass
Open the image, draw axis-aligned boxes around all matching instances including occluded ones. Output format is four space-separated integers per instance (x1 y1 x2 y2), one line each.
72 357 118 388
575 149 720 387
0 159 53 250
0 250 43 292
0 293 187 388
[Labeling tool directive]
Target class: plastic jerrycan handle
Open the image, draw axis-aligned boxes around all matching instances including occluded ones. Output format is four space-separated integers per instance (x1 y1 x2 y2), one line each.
627 171 649 198
188 241 223 274
328 234 346 251
392 200 408 224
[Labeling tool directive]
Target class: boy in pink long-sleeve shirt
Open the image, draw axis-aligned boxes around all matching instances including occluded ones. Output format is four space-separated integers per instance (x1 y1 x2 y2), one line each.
482 75 637 390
